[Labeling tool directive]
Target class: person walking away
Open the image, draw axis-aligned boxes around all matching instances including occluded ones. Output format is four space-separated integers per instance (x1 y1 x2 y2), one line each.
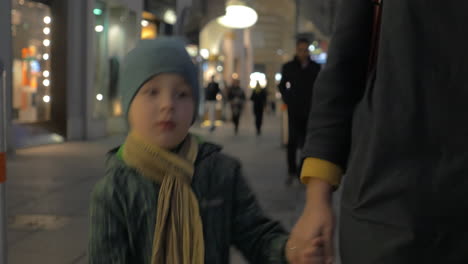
205 75 220 132
279 38 321 185
227 79 246 134
251 81 267 135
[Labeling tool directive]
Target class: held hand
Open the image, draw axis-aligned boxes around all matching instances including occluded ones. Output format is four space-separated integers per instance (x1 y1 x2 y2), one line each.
287 179 335 264
286 236 326 264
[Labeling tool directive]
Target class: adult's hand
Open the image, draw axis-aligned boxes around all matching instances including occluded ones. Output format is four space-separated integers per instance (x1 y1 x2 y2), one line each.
286 236 325 264
287 179 335 264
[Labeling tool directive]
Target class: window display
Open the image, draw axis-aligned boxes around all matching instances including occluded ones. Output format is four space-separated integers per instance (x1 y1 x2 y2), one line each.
12 0 52 123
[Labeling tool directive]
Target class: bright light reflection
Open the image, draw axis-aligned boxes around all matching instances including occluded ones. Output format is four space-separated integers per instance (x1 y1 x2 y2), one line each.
218 5 258 29
95 25 104 32
43 95 51 103
43 16 51 24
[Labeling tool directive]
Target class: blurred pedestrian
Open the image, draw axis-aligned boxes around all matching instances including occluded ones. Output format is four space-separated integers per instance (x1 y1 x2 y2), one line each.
279 38 321 185
89 37 299 264
251 81 267 135
227 79 246 134
205 75 221 132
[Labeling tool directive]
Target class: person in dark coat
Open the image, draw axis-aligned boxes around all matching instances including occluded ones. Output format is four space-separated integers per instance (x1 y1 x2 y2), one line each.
205 75 221 131
251 82 267 135
227 79 246 134
278 38 321 184
287 1 468 264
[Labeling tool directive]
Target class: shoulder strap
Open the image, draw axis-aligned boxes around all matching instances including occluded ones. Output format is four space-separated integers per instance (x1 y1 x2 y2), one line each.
368 0 383 74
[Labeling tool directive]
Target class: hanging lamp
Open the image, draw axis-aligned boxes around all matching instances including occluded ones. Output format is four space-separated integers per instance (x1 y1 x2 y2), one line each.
217 0 258 29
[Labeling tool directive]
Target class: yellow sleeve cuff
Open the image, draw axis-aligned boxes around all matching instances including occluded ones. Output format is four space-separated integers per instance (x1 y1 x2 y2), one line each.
300 158 343 186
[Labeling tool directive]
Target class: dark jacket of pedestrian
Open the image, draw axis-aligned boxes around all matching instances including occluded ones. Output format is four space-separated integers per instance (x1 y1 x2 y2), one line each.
278 57 321 122
301 1 468 262
251 86 268 134
251 87 267 113
205 81 220 101
279 56 321 176
227 85 246 115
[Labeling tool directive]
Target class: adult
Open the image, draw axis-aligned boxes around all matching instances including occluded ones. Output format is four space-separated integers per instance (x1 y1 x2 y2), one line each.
205 75 221 131
251 82 267 135
279 38 321 185
288 1 468 264
227 79 246 134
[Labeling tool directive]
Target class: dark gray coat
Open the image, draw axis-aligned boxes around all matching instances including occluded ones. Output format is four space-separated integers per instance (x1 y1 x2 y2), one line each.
89 142 288 264
303 0 468 261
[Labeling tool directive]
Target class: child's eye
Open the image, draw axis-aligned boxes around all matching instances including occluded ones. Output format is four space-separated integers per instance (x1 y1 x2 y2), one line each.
146 89 159 96
176 91 190 98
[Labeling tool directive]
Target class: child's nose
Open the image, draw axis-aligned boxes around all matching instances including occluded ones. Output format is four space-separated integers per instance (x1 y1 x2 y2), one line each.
159 93 175 111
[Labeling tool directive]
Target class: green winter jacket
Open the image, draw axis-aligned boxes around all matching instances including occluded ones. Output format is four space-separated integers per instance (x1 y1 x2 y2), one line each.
89 142 289 264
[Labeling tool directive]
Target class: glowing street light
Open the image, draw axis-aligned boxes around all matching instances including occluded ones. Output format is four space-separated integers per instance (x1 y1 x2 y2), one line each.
200 49 210 60
95 25 104 32
163 9 177 25
275 73 282 82
43 27 50 35
96 94 104 101
141 20 149 27
43 70 50 78
93 8 103 16
43 39 50 47
43 16 51 24
43 95 51 103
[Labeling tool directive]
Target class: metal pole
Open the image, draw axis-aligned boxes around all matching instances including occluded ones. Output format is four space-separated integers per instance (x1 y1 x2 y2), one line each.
0 61 7 264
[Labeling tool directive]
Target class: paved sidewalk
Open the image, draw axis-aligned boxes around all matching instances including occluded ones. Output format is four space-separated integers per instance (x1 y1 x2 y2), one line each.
5 109 341 263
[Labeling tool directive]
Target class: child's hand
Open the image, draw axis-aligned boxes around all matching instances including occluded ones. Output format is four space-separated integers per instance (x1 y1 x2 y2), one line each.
285 236 326 264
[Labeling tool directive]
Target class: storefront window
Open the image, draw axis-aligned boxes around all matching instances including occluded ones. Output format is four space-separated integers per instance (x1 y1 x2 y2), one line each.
92 1 138 119
107 7 138 117
93 0 109 119
11 0 52 123
141 11 158 40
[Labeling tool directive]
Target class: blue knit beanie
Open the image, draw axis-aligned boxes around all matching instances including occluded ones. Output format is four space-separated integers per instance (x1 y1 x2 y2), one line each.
119 37 199 123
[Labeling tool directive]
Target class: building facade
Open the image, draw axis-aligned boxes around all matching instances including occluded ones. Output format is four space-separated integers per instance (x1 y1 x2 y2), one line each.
0 0 145 150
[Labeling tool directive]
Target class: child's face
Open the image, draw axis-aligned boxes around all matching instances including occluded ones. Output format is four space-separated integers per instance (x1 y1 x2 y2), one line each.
128 73 194 149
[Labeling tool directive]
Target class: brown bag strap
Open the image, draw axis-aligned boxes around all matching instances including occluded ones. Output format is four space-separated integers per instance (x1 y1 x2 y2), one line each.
368 0 383 74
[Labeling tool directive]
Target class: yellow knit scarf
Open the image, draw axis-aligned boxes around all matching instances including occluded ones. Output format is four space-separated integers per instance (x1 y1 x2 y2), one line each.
122 132 204 264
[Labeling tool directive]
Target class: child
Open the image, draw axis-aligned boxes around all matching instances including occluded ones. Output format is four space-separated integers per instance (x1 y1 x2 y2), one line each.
88 38 322 264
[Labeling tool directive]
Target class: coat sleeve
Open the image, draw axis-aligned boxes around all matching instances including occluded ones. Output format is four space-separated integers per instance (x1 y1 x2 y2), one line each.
231 163 289 264
302 0 374 170
89 178 132 264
